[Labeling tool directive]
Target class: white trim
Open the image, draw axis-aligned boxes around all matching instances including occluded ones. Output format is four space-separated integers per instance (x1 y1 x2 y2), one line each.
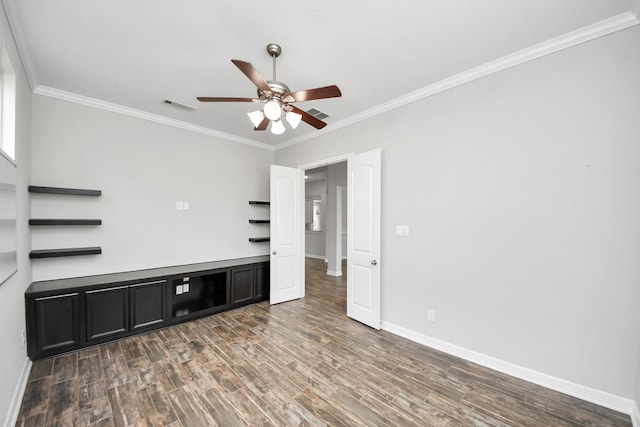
305 254 326 260
3 357 31 427
1 0 38 91
33 86 276 151
381 321 638 421
298 153 353 170
274 12 640 151
632 402 640 427
326 269 342 277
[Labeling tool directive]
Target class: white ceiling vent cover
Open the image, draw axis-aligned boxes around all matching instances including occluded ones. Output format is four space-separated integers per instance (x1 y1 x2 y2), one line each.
163 99 196 112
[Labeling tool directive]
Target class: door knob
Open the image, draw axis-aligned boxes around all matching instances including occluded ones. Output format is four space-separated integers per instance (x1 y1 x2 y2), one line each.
272 251 277 255
371 260 377 265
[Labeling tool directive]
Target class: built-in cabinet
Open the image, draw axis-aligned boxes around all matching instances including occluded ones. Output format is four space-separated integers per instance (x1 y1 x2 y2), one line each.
25 256 269 360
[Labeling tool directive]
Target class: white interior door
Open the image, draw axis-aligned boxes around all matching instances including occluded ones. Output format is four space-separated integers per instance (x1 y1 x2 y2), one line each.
347 148 381 329
270 165 305 304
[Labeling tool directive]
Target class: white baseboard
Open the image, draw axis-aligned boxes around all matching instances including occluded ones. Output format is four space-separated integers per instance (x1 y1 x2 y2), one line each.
305 254 326 261
326 270 342 277
631 402 640 427
381 321 638 422
3 357 31 427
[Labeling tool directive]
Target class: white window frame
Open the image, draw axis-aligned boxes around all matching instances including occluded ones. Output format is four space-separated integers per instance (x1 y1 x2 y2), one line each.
0 44 16 164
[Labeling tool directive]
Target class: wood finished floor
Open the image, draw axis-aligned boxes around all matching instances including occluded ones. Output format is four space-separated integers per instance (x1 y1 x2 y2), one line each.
17 258 631 427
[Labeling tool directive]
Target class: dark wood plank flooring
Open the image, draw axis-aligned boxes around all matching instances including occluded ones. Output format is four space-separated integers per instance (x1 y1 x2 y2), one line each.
16 258 632 426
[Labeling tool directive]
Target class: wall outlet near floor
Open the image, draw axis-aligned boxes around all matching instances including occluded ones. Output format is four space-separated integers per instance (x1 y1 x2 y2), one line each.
427 309 436 322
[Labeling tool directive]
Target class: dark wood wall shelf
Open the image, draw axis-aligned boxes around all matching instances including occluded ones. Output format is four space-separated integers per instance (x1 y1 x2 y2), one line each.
28 186 102 197
249 200 270 243
30 247 102 259
29 185 102 259
29 219 102 226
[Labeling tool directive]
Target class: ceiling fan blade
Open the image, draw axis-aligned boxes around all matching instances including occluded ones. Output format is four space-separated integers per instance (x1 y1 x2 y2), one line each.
290 105 327 129
231 59 272 94
285 85 342 103
254 117 270 131
197 97 257 102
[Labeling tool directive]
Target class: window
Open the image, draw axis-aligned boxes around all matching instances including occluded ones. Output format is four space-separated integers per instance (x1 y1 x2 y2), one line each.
0 46 16 163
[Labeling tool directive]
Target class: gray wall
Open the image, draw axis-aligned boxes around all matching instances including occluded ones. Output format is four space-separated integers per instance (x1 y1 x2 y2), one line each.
0 6 32 424
30 96 274 281
276 26 640 401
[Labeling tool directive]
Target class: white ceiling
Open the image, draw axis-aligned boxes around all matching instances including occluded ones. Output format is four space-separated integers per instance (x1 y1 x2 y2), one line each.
3 0 639 150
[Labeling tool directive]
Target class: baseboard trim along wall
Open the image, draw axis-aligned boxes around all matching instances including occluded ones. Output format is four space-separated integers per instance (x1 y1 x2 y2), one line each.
4 357 31 427
304 254 326 261
381 321 639 422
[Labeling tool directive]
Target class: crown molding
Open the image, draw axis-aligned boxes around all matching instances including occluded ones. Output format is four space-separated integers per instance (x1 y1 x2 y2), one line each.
33 86 276 151
274 12 639 152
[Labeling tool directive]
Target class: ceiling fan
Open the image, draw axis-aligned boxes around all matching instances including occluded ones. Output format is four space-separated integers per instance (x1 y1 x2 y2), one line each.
197 43 342 135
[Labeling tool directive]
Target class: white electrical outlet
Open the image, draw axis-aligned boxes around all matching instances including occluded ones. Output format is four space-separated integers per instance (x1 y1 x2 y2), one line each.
427 309 436 322
21 330 26 345
176 285 183 295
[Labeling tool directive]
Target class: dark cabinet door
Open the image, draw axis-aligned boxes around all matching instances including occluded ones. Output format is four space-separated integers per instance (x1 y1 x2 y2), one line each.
85 285 129 342
231 267 254 306
29 293 80 358
130 280 166 331
254 264 269 301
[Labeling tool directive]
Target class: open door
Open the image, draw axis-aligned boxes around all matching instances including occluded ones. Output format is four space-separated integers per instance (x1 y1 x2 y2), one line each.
270 165 305 304
347 148 381 329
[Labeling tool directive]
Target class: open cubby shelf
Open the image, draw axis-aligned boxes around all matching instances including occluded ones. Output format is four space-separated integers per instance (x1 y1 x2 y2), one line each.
29 219 102 226
30 247 102 259
29 186 102 197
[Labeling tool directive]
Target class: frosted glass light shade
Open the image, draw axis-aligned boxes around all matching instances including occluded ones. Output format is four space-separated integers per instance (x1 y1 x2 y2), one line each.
271 119 285 135
263 99 282 121
247 110 265 127
285 111 302 129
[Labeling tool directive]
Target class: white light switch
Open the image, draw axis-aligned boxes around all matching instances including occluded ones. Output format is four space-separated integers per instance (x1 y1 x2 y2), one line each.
183 201 189 210
176 285 183 295
176 201 183 210
395 225 410 236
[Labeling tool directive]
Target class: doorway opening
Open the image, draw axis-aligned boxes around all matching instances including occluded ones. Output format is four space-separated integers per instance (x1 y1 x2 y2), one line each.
303 161 348 310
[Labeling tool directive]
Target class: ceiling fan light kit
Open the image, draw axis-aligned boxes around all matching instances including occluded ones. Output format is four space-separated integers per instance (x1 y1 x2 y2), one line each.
197 43 342 135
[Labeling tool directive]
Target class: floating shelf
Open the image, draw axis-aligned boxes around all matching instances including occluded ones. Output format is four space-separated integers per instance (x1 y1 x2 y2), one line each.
248 219 270 224
30 247 102 259
248 237 270 243
248 201 270 206
29 219 102 226
29 186 102 197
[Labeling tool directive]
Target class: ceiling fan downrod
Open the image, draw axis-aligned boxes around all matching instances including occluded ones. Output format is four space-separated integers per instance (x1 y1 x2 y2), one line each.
266 43 281 81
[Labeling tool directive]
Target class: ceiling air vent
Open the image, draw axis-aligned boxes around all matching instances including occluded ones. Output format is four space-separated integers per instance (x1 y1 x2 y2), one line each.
306 108 329 120
163 99 196 112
